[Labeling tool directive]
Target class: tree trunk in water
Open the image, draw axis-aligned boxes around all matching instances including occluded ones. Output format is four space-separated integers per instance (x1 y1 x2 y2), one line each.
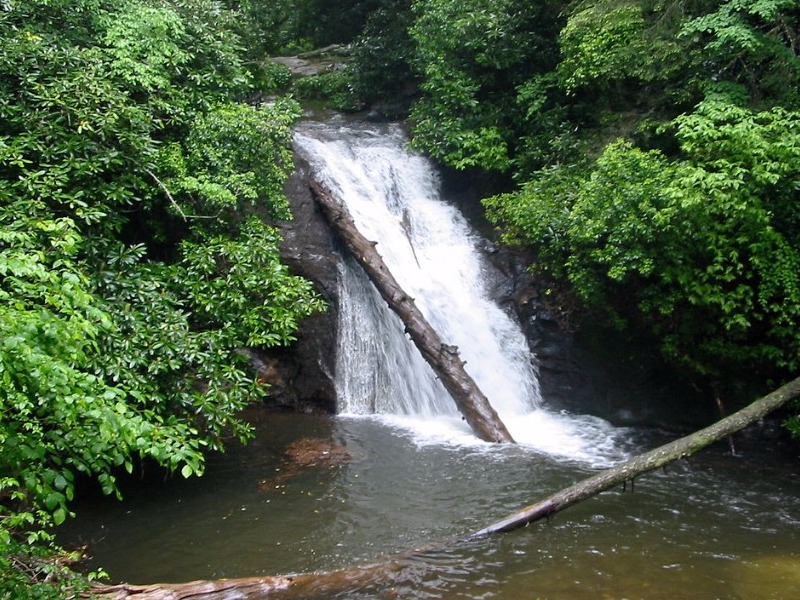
85 375 800 600
309 179 514 444
86 563 410 600
470 375 800 536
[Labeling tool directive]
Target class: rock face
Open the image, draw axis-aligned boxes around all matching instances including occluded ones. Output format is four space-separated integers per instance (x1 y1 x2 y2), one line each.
254 154 342 413
515 294 711 430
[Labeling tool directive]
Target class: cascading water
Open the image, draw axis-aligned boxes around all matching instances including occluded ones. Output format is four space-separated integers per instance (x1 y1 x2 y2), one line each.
57 122 800 599
295 121 626 464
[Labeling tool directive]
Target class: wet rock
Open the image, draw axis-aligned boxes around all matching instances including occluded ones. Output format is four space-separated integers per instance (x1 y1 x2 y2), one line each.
271 46 350 77
283 437 352 469
253 154 342 413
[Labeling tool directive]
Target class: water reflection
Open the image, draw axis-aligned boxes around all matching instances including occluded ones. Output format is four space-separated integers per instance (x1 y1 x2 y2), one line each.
58 411 800 599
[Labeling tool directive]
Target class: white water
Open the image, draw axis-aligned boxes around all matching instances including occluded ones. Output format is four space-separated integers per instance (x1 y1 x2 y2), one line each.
294 121 627 466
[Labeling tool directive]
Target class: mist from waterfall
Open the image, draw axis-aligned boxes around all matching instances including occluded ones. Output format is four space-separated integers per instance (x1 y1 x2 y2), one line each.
294 121 627 465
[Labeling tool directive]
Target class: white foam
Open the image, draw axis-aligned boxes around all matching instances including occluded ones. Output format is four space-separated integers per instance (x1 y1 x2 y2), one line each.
339 409 629 468
297 122 628 469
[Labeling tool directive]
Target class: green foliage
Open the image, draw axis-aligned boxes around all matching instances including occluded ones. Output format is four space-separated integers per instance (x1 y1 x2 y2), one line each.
485 92 800 385
296 0 395 47
556 0 686 96
680 0 800 102
229 0 401 56
0 25 152 235
1 0 324 592
253 61 295 93
347 0 416 106
0 530 94 600
671 86 800 221
512 73 584 177
0 205 208 593
100 1 190 93
405 0 798 173
784 403 800 439
290 70 361 112
225 0 309 56
180 217 326 350
83 241 256 449
408 0 563 171
160 99 301 220
485 141 671 301
161 0 252 101
558 1 650 92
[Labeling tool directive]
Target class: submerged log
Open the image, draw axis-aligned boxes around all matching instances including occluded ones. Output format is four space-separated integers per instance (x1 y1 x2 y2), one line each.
309 179 514 443
86 376 800 599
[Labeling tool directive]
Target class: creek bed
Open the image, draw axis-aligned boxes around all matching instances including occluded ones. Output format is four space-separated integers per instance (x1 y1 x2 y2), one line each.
58 409 800 599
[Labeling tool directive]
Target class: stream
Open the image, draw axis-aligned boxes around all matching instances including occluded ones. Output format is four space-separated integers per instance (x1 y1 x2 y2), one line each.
57 121 800 599
58 412 800 599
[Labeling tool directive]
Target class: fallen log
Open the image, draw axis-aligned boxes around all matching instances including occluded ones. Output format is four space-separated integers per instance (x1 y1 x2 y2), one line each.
86 376 800 599
86 561 412 600
470 374 800 536
309 179 514 443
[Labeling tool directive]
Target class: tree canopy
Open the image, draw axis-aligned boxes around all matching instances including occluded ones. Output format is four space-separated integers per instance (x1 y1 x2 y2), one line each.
478 1 799 399
1 0 324 595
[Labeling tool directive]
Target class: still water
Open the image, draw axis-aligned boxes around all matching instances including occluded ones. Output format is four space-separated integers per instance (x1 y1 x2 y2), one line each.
59 410 800 599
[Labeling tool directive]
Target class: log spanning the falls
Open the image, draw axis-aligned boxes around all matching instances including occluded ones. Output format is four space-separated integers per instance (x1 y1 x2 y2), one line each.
309 179 515 444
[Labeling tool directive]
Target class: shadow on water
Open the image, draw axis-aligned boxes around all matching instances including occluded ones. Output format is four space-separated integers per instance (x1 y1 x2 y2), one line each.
58 410 800 599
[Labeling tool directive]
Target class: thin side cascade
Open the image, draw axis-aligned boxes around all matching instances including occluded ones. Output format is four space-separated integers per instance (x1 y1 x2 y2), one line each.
294 122 540 421
336 255 450 416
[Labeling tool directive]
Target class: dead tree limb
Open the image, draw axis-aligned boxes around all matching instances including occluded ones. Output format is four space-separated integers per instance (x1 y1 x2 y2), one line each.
469 374 800 536
309 179 514 443
86 561 411 600
85 376 800 599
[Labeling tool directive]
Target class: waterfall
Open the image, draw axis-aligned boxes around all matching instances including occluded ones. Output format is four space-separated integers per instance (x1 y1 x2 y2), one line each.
295 121 626 463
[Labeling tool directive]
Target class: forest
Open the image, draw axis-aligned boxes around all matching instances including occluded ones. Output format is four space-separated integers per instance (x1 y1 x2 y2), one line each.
1 0 798 596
